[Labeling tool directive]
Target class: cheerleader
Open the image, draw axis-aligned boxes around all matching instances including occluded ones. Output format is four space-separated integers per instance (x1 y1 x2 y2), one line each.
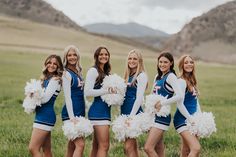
84 46 116 157
61 45 85 157
173 55 201 157
28 54 63 157
121 49 148 157
144 52 190 157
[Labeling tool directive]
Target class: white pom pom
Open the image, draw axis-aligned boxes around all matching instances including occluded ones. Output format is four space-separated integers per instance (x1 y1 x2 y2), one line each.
22 97 36 114
62 117 93 140
101 74 127 106
135 112 154 132
186 112 217 138
112 115 127 141
22 79 44 114
145 94 170 117
112 114 150 142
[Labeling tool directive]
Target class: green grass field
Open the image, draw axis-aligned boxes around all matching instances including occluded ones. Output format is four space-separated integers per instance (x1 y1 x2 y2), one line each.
0 50 236 157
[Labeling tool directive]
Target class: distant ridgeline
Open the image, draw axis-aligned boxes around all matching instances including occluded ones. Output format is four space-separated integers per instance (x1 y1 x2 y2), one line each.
162 1 236 64
0 0 84 31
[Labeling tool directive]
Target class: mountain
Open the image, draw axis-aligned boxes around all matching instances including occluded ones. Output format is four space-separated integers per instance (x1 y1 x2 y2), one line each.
84 22 169 38
84 22 169 50
162 0 236 64
0 0 83 30
0 14 158 58
0 0 160 53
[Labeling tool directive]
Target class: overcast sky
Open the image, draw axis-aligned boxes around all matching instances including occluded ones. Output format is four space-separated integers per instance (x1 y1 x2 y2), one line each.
45 0 232 34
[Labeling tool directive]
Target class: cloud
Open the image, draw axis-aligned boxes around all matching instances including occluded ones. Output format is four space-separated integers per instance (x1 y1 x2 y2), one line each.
135 0 232 10
44 0 232 34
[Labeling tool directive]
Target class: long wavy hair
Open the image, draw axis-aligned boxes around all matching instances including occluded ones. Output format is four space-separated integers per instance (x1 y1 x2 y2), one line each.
63 45 82 76
178 55 199 94
41 54 63 83
124 49 147 87
156 51 176 80
93 46 111 84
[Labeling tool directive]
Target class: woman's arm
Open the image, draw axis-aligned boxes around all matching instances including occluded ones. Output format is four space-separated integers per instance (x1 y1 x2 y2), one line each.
196 98 201 113
62 71 75 119
84 67 109 97
41 78 60 104
151 74 158 94
176 78 191 119
161 73 184 106
130 72 148 116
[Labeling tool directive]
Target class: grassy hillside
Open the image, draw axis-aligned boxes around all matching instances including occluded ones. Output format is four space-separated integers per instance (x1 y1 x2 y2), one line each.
0 15 157 58
0 50 236 157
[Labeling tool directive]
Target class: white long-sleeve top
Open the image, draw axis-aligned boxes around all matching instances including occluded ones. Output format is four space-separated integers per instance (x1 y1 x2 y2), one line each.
41 78 61 104
62 71 75 119
84 67 109 97
160 73 184 106
130 72 148 116
177 78 201 119
152 73 191 119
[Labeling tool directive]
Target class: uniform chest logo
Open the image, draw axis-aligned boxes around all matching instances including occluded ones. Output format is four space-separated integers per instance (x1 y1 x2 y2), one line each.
78 78 84 89
153 85 161 94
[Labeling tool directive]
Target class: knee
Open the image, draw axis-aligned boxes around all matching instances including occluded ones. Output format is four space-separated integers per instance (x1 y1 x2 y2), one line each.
42 146 51 152
182 146 190 153
104 142 110 151
28 145 35 154
124 142 135 153
191 144 201 155
75 139 85 150
98 141 109 151
156 142 164 151
77 140 85 149
144 144 153 154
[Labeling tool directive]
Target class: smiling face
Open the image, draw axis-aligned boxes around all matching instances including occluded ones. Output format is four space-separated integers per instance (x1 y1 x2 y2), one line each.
128 52 139 71
46 57 58 74
67 49 78 66
158 56 173 75
98 48 109 65
183 56 194 73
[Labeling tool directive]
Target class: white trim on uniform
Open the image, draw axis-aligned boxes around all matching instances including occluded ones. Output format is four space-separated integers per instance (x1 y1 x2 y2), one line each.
177 125 188 134
33 123 53 131
90 120 110 126
152 123 169 131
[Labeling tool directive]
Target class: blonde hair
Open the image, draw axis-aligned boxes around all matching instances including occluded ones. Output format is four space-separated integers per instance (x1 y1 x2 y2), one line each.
124 49 146 85
63 45 82 76
178 55 199 94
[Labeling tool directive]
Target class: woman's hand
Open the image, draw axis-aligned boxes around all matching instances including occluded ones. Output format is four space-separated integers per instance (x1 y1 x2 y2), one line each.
188 116 195 125
125 117 132 127
155 100 162 112
70 117 78 124
108 87 117 94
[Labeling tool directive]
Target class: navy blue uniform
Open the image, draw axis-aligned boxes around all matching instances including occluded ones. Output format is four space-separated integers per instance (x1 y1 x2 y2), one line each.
61 69 85 121
153 72 174 128
34 78 60 129
121 75 143 115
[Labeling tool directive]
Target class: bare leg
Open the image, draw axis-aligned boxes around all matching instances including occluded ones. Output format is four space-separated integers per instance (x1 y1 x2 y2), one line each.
144 127 164 157
124 138 139 157
180 131 201 157
29 128 50 157
42 132 52 157
90 130 98 157
72 137 85 157
94 125 110 157
154 137 165 157
65 140 75 157
180 136 190 157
